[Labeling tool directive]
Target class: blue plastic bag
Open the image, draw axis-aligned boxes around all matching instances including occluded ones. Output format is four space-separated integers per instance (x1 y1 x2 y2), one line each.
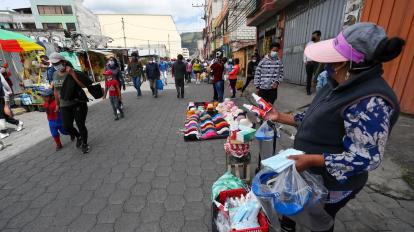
156 79 164 90
255 121 274 141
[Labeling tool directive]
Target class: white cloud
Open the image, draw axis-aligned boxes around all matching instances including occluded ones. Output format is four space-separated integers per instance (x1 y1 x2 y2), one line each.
84 0 205 32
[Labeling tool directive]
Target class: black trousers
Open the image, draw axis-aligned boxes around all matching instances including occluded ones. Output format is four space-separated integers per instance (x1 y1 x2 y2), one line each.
306 62 318 94
213 83 218 101
258 88 278 105
280 188 362 232
0 98 19 127
185 72 192 83
175 78 185 98
60 103 88 145
229 79 237 97
242 75 253 92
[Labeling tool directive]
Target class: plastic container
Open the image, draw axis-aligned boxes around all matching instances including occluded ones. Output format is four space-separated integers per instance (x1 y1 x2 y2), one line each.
213 188 269 232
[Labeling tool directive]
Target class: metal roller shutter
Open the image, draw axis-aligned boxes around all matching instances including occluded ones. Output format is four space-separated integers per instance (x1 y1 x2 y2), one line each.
282 0 346 85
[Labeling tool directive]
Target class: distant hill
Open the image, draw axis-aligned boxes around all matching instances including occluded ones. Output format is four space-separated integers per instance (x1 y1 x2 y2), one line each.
181 32 202 57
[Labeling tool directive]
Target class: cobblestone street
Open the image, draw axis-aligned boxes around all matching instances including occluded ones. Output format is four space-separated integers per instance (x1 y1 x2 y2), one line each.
0 80 413 232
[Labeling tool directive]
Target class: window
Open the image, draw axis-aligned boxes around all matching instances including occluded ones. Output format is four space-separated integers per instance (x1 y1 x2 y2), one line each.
22 23 36 29
42 23 63 30
66 23 76 31
37 5 73 15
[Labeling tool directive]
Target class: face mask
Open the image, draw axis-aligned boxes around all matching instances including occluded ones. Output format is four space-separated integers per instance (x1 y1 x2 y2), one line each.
0 67 5 73
270 51 277 58
108 61 115 66
252 60 256 63
53 64 65 72
325 64 335 77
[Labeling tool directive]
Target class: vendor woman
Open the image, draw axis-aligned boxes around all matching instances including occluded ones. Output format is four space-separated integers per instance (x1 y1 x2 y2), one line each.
264 23 405 231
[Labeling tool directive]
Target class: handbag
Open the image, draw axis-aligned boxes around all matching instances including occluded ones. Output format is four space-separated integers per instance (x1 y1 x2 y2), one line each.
156 79 164 90
87 83 104 99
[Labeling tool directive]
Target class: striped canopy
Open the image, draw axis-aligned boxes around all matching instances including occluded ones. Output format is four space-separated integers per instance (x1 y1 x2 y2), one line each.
0 29 45 52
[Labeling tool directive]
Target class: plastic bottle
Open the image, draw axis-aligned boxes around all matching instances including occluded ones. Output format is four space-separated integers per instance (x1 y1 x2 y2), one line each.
243 104 266 118
252 93 273 112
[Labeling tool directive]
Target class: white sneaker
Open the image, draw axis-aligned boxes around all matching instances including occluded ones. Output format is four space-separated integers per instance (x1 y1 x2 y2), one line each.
16 121 24 132
0 133 10 139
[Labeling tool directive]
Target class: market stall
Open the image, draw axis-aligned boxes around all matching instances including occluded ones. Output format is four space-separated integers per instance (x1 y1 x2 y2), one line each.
209 93 331 232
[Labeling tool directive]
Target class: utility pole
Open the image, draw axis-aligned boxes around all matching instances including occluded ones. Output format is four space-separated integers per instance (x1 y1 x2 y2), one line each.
121 17 127 48
168 34 171 58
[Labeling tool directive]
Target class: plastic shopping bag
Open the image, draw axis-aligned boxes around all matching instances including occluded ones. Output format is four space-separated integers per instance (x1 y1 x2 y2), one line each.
156 79 164 90
255 121 274 141
235 80 244 90
252 166 334 231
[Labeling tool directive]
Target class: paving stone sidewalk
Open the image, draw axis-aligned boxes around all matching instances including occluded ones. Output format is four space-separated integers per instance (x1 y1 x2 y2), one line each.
0 77 413 232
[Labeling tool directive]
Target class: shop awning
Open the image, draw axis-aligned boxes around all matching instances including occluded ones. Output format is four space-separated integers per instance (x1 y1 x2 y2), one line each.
0 29 45 52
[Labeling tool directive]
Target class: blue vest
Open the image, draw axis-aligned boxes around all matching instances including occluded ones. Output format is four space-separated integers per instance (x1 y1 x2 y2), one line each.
294 64 400 191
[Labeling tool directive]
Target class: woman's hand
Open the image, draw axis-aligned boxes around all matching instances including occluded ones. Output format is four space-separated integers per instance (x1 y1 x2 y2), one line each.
66 66 75 75
264 107 280 122
288 154 325 172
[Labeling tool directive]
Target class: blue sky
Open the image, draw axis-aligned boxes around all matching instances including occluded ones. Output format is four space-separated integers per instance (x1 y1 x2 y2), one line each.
1 0 205 33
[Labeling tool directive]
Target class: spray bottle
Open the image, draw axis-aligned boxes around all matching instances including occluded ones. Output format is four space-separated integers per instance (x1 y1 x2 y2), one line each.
243 104 266 118
252 93 273 112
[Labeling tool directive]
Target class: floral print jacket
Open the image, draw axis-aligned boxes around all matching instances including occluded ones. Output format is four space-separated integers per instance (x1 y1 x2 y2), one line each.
294 96 394 182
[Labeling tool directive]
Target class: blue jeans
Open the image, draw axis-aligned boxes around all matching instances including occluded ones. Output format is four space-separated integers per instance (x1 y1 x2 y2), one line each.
109 96 123 116
132 76 142 96
215 80 224 102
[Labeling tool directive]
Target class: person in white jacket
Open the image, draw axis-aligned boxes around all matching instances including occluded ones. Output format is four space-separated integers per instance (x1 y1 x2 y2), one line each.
0 72 23 139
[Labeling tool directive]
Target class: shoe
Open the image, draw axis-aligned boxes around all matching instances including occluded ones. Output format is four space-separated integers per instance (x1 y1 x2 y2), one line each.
76 136 82 148
231 96 236 99
16 121 24 132
0 133 9 139
70 135 75 142
120 113 124 119
81 144 90 154
114 116 119 121
177 94 180 98
181 95 184 99
56 144 63 151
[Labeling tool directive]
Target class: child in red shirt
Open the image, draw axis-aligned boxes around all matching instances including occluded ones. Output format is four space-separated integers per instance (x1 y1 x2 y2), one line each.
103 70 124 120
42 89 69 150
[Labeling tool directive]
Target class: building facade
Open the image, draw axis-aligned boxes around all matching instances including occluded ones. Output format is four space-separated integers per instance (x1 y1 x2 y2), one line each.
30 0 101 35
96 14 182 58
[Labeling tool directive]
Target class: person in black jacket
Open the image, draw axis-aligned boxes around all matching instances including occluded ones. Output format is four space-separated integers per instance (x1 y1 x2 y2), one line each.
172 54 186 98
241 54 259 95
49 52 92 154
145 58 161 98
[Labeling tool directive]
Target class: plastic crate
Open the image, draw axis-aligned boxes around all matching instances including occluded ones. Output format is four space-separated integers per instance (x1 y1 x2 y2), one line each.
214 188 269 232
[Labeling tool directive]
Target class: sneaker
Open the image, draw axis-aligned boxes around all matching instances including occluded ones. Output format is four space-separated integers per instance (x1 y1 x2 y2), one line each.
76 136 82 148
0 133 10 139
16 121 24 132
56 144 63 151
82 144 90 154
114 116 119 121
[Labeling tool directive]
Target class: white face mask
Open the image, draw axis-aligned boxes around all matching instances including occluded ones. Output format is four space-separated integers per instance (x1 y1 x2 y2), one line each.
0 67 5 73
108 61 115 66
252 60 256 62
53 64 65 72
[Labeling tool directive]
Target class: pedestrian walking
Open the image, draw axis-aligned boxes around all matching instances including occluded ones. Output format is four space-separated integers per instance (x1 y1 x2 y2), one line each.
49 52 91 154
304 30 321 95
128 54 145 98
159 58 169 85
172 54 186 98
146 58 161 98
263 22 404 232
41 89 70 151
103 70 124 120
241 54 259 95
0 72 23 139
192 60 202 84
210 58 224 102
228 58 240 99
106 57 125 91
254 43 284 105
185 59 193 83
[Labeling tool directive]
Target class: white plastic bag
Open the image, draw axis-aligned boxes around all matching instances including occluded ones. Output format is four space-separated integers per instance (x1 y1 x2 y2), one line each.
255 121 274 141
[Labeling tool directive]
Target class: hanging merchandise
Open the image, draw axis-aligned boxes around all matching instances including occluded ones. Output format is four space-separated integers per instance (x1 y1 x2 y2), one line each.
0 29 45 53
255 121 274 141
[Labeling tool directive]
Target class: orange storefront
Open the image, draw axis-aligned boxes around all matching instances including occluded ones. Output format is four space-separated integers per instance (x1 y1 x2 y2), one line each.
361 0 414 114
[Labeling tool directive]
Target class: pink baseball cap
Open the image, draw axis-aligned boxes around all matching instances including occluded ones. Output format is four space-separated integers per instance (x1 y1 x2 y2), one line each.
305 23 387 64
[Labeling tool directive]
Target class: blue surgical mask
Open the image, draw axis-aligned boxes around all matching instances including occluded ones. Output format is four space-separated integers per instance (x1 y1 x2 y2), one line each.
53 64 65 72
270 51 277 58
325 64 335 77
